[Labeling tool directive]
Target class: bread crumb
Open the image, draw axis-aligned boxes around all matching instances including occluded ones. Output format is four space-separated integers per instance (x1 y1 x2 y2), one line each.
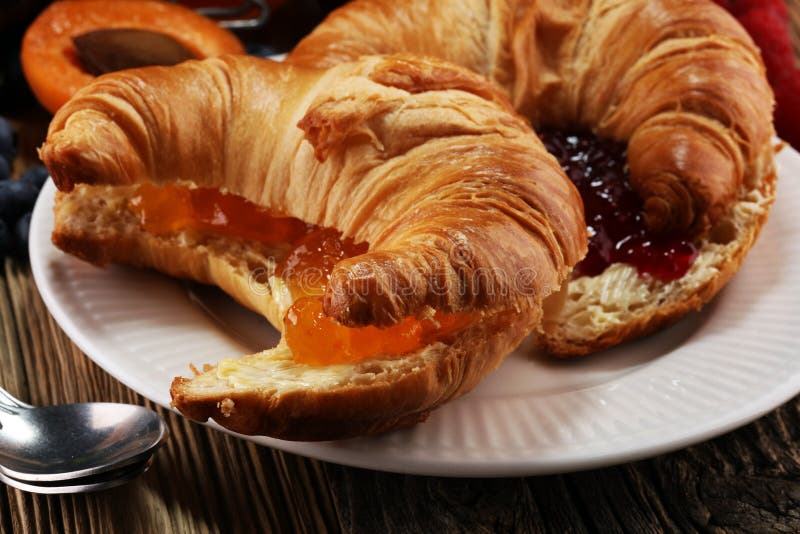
418 306 438 327
189 363 200 376
218 398 235 417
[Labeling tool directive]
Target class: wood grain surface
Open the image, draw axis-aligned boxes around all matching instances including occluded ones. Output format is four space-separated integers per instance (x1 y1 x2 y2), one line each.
2 4 800 533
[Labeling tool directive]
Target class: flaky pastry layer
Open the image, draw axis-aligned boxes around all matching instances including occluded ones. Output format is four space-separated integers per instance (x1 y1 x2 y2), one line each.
289 0 775 235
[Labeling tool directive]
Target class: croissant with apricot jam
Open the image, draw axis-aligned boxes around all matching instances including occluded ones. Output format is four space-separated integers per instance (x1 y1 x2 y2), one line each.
41 55 586 439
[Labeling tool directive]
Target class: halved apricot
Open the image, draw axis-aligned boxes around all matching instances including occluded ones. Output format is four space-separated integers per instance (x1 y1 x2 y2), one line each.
21 0 244 113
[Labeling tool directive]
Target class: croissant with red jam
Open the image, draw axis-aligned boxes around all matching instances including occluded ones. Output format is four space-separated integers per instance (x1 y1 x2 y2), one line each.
288 0 777 354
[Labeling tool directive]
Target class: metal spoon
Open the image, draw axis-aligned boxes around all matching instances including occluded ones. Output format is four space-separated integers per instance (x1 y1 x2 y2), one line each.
0 387 167 482
0 455 155 494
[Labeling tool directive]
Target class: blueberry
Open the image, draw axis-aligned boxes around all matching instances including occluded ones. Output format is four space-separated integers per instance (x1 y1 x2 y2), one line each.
0 219 10 258
0 180 39 225
20 165 48 189
13 211 31 257
246 43 278 58
0 156 9 181
0 117 15 164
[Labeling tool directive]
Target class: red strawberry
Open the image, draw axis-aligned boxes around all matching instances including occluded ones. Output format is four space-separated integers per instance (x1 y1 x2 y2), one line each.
773 70 800 148
714 0 799 148
737 7 794 86
727 0 788 19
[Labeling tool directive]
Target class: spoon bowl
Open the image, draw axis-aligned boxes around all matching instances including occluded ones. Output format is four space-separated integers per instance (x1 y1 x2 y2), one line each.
0 454 155 494
0 400 167 482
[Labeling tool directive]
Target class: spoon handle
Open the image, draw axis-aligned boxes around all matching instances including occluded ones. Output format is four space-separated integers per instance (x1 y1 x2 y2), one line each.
0 387 33 412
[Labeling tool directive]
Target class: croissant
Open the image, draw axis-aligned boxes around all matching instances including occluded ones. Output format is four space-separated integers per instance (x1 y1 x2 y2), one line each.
42 54 587 439
289 0 774 235
288 0 777 353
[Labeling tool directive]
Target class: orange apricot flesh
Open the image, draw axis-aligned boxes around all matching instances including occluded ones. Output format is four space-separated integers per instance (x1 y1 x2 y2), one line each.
21 0 244 113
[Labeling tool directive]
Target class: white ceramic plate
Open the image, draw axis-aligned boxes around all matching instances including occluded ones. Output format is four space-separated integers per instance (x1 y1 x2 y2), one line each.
30 148 800 477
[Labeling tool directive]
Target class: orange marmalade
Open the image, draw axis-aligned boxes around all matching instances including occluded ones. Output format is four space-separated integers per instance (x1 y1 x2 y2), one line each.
129 183 475 365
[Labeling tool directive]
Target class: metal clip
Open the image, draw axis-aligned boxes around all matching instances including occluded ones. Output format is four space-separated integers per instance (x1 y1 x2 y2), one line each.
182 0 271 29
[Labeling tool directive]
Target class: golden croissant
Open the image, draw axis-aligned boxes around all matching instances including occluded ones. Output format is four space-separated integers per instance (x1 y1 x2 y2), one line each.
289 0 776 353
42 54 587 439
289 0 774 235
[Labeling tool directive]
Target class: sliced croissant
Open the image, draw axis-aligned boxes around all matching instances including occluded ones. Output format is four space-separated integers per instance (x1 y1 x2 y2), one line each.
42 55 587 439
288 0 777 354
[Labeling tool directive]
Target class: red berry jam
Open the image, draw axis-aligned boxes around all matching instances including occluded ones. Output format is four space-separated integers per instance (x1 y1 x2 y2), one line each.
541 131 698 282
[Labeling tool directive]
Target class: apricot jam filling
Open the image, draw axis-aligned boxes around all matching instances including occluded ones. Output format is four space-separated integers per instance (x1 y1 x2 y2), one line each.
129 182 310 244
541 131 699 282
276 228 475 366
129 183 474 366
284 298 476 366
275 227 368 299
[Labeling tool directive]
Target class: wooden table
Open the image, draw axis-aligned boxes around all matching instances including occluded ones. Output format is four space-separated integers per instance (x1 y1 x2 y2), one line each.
4 5 800 533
